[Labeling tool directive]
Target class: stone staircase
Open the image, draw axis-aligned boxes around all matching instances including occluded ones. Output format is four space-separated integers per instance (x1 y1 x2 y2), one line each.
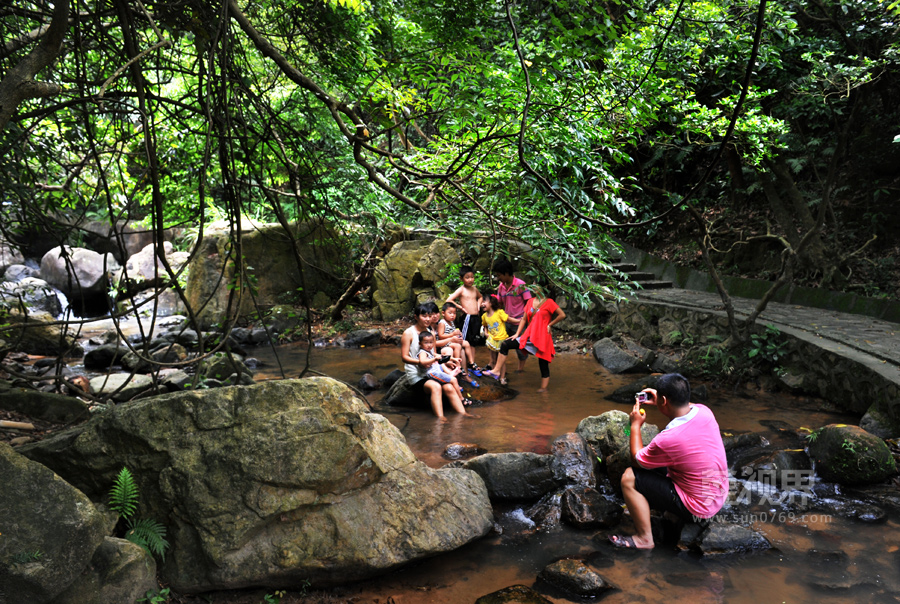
581 259 674 291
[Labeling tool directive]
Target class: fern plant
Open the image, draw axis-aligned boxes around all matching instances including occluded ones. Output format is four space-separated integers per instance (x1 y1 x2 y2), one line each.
109 467 139 518
108 467 170 561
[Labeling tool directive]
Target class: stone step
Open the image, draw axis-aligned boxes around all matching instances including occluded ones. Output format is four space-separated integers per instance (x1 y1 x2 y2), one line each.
635 280 674 290
609 262 638 273
627 271 659 282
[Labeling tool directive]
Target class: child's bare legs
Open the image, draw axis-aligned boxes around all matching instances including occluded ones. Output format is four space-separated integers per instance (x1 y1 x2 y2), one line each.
489 350 498 368
449 341 466 372
537 376 550 393
463 340 475 367
424 380 446 420
516 351 528 373
443 383 478 417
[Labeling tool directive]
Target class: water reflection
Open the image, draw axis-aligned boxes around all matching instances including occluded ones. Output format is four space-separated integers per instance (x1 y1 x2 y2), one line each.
251 343 897 603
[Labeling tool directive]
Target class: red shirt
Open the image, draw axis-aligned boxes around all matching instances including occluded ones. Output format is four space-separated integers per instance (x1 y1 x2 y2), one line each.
520 297 559 363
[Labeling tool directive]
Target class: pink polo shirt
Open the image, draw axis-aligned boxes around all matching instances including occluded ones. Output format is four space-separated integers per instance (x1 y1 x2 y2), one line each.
635 404 729 518
498 277 532 319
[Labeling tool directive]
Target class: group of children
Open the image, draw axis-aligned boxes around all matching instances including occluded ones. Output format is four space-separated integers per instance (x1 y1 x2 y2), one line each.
414 258 566 399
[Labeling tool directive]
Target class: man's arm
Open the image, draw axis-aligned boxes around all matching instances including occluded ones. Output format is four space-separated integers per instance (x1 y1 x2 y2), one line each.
629 398 646 464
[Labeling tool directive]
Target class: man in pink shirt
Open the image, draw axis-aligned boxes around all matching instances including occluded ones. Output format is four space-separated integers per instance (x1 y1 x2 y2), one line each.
493 258 532 371
609 373 729 549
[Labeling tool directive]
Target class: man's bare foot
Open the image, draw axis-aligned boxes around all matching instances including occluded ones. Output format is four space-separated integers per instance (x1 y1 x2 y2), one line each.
437 416 449 423
464 412 481 419
536 388 547 393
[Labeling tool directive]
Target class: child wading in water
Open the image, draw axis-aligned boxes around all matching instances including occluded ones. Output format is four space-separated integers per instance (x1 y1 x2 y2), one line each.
481 294 519 373
445 265 485 375
436 302 479 387
485 285 565 392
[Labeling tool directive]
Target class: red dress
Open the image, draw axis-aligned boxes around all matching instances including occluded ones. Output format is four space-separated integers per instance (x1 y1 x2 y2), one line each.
519 297 559 363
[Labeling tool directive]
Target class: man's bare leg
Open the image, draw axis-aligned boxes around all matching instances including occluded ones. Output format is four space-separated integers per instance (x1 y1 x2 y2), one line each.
618 467 655 548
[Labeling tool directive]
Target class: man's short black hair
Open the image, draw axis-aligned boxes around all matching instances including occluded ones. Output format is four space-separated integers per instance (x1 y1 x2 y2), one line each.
657 373 691 407
493 258 514 276
459 265 475 278
441 302 456 311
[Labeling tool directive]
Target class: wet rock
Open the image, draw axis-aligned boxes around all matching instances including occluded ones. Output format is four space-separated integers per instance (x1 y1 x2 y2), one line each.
3 263 37 282
592 338 650 373
84 344 131 369
692 523 771 556
358 373 380 391
550 432 596 487
735 449 812 488
722 432 769 455
248 327 271 344
526 490 563 530
162 328 200 348
805 548 850 569
382 373 515 407
807 424 896 485
443 442 487 460
0 277 66 317
460 452 560 501
816 499 887 523
537 558 615 597
560 485 623 529
381 368 404 389
607 375 664 405
339 329 382 348
475 584 553 604
650 351 682 373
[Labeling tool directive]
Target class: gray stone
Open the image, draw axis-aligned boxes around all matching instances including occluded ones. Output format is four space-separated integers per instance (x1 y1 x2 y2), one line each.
358 373 380 391
40 245 118 299
88 373 156 401
0 388 89 423
0 243 26 274
0 443 107 603
84 344 130 369
549 432 596 488
460 452 560 501
340 329 382 348
52 537 158 604
576 410 659 460
693 523 771 556
2 310 83 357
859 403 900 439
592 338 650 373
18 379 493 592
372 240 431 321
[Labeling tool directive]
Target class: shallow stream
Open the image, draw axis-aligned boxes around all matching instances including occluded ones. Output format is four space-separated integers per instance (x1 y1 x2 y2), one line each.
246 343 900 604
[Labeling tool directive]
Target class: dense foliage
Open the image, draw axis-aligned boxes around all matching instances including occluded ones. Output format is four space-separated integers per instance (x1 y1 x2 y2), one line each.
1 0 898 320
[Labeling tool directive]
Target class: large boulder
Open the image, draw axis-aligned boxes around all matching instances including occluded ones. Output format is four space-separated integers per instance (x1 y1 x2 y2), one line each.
372 240 431 321
807 424 897 485
0 239 25 273
0 443 108 604
18 379 493 592
114 241 190 317
183 220 346 329
40 245 118 300
1 311 83 357
457 452 561 501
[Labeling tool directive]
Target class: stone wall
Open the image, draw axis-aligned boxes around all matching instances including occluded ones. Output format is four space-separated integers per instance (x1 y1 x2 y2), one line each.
607 298 900 419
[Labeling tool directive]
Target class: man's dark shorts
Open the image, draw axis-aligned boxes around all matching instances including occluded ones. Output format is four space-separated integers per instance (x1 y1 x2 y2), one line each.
633 467 695 522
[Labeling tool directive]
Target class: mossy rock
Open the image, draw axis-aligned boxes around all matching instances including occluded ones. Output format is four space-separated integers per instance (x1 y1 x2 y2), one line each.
807 424 896 485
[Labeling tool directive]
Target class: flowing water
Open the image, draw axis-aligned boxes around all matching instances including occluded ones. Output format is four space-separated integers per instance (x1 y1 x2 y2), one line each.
243 344 900 602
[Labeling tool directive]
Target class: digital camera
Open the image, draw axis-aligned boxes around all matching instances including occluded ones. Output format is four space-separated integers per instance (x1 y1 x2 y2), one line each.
636 392 649 403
